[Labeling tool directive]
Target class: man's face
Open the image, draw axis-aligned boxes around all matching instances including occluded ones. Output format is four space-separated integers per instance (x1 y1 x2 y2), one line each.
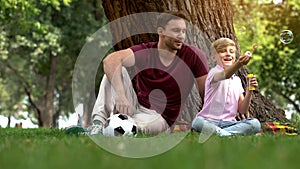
159 19 186 50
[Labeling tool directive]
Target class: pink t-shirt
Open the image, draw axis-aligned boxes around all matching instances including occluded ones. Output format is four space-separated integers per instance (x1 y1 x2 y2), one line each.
196 65 244 121
130 42 209 126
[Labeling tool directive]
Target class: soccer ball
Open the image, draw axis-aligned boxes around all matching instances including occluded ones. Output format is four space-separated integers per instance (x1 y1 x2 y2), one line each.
103 114 138 137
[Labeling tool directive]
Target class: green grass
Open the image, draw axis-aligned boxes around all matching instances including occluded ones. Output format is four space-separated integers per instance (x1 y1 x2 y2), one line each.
1 128 300 169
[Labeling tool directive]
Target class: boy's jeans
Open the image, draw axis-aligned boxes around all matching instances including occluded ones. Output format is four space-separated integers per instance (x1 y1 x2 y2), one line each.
192 116 261 135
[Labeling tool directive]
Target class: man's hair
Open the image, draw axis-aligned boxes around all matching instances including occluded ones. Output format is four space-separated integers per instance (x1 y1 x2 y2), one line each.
157 11 187 28
210 38 236 56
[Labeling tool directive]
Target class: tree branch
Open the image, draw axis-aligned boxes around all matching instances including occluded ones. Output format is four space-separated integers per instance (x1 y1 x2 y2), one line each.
0 59 43 126
276 91 300 114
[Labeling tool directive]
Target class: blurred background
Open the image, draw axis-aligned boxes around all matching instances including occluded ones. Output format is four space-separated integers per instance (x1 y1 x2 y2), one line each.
0 0 299 128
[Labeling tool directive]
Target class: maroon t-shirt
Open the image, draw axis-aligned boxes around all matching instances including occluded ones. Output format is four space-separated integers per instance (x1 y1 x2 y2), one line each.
130 42 208 126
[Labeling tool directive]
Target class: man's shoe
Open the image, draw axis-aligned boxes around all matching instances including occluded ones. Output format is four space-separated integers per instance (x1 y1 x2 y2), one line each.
87 120 103 135
87 124 103 135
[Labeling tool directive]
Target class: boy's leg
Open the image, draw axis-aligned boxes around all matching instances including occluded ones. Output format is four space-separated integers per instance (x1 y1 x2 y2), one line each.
192 116 232 137
222 118 261 135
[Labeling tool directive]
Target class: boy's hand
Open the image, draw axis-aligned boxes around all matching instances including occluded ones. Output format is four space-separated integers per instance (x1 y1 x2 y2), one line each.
248 75 258 91
238 51 252 65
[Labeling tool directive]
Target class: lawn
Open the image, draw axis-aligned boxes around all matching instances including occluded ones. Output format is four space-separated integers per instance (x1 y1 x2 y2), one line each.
0 128 299 169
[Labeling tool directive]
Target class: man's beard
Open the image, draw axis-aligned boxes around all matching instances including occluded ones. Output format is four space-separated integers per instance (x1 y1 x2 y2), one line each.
165 39 183 51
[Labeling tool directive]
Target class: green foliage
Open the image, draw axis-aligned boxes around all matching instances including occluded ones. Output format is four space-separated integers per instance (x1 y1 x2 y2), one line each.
233 0 300 114
0 0 105 125
291 113 300 129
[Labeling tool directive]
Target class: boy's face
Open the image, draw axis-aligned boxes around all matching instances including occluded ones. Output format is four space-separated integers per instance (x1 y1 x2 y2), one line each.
214 45 236 68
158 19 186 50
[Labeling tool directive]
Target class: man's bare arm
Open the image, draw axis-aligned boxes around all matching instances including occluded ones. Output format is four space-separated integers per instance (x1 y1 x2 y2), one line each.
102 48 135 115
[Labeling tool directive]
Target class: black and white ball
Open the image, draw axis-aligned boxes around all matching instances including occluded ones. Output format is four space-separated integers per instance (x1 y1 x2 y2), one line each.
103 114 138 137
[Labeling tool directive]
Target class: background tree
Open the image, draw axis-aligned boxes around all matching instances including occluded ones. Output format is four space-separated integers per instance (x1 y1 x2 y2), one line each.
233 0 300 117
0 0 102 127
100 0 287 125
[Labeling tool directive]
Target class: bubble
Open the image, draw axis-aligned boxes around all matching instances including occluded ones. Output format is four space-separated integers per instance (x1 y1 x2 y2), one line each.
244 51 252 57
273 0 283 5
280 30 294 44
239 26 246 33
252 44 258 50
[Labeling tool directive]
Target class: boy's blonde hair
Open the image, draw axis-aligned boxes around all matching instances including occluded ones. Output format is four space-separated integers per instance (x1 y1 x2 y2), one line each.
210 38 236 57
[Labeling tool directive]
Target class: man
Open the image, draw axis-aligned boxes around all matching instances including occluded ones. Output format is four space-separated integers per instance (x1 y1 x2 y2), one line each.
67 11 209 136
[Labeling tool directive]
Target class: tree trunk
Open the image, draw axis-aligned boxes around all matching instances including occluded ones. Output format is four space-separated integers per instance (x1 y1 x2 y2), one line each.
42 53 57 128
25 87 43 127
101 0 288 125
7 114 11 128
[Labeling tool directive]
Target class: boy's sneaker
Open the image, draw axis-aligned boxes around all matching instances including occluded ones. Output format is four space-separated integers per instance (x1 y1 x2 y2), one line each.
215 127 232 136
65 125 88 135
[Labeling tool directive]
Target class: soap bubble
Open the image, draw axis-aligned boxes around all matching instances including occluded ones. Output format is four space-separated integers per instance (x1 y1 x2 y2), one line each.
252 44 258 50
280 30 294 44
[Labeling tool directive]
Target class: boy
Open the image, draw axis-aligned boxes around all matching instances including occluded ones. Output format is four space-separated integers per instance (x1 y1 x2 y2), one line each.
192 38 261 136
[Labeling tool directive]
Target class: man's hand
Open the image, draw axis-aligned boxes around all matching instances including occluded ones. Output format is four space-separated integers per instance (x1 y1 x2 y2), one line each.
114 94 132 116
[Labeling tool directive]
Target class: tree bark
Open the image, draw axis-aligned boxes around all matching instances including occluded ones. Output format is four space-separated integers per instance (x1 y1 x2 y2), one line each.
100 0 288 125
42 53 57 128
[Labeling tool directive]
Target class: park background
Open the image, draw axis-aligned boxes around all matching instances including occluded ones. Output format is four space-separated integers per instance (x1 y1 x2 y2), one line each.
1 0 300 169
1 0 300 129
